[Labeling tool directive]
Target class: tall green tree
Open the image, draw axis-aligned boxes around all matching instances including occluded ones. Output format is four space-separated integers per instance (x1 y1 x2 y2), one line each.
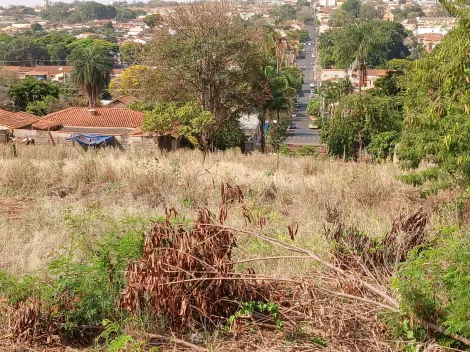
145 2 268 150
399 20 470 184
1 37 50 66
7 78 60 111
69 45 112 107
322 94 402 159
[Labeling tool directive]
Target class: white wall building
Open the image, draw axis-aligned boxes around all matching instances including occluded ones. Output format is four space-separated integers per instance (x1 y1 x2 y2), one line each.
319 0 337 6
320 69 350 81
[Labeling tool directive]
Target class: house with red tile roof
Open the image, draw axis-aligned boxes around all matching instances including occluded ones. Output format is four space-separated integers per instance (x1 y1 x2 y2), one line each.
0 109 39 130
0 66 71 81
106 95 139 108
32 107 145 135
416 33 443 53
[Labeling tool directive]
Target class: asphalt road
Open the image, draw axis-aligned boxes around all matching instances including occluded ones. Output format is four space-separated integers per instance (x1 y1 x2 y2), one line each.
286 23 321 146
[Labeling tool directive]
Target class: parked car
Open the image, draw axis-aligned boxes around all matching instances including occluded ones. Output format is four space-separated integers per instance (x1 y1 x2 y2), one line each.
292 113 297 118
309 83 316 88
289 122 297 129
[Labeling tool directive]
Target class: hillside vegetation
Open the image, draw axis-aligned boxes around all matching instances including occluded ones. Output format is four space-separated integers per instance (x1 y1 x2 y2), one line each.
1 146 469 351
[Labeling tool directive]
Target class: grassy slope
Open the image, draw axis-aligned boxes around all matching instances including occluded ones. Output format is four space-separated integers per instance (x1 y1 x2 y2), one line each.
0 145 443 277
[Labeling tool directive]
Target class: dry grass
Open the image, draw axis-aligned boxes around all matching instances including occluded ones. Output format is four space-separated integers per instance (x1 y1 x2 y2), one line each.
0 144 443 277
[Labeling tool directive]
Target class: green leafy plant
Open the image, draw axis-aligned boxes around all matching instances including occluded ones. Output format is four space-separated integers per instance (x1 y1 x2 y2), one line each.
226 301 283 331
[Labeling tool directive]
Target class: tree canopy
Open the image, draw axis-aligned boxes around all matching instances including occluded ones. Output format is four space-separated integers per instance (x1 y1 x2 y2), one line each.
69 44 113 107
7 78 60 111
398 20 470 184
144 2 267 149
319 21 409 69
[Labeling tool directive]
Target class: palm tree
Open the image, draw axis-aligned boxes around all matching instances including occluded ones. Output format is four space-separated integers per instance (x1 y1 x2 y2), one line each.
338 76 355 96
69 45 112 107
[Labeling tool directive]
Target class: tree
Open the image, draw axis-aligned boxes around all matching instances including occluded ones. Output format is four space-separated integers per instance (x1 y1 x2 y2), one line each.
26 95 58 116
298 28 310 42
398 21 470 184
321 94 402 158
297 7 315 22
143 101 215 150
30 23 43 32
109 65 162 101
73 1 117 21
120 42 145 65
337 76 355 96
40 2 71 22
2 38 50 66
319 21 409 89
145 2 267 150
341 0 362 18
69 45 113 107
67 38 119 57
48 43 69 65
143 14 162 28
276 4 297 22
7 78 60 111
359 2 379 21
329 9 356 27
115 8 139 21
306 99 320 117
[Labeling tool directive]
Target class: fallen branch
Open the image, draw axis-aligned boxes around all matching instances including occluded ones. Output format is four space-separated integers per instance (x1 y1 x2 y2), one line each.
145 333 207 351
420 320 470 346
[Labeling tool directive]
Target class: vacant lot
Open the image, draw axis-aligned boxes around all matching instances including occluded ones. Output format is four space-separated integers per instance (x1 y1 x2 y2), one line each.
0 145 434 274
0 146 459 351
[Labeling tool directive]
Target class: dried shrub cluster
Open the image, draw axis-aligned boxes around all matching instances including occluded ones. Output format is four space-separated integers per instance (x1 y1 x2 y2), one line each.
121 206 269 330
324 205 428 273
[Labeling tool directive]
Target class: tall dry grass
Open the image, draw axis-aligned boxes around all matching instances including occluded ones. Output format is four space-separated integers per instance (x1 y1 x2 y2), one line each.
0 145 443 276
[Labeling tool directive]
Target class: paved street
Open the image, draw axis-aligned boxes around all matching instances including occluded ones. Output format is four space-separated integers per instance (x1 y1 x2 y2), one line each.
286 23 321 146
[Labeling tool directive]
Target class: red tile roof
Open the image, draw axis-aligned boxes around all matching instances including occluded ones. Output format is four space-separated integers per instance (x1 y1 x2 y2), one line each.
416 33 444 41
0 109 39 129
108 95 138 107
1 66 71 75
39 108 145 128
32 119 62 130
366 69 388 77
33 66 71 75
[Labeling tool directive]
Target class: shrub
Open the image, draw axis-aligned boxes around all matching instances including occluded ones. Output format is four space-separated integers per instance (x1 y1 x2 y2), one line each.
393 225 470 342
367 131 399 162
296 145 316 156
2 215 146 340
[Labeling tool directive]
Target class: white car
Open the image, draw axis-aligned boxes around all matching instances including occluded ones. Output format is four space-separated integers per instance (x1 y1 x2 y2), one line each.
307 42 312 46
292 113 297 118
310 83 316 88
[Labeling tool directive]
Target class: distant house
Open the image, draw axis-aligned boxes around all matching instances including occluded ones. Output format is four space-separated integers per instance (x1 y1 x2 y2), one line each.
416 33 443 52
383 8 395 21
239 114 260 153
0 109 39 130
321 69 350 82
354 69 389 90
107 95 138 108
75 32 95 39
32 108 145 135
0 66 71 81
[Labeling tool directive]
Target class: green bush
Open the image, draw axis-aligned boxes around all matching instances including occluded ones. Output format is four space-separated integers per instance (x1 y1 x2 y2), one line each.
296 145 316 156
0 215 146 332
367 131 399 162
393 225 470 342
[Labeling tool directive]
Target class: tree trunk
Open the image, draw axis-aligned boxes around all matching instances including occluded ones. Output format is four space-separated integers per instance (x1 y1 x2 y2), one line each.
259 112 266 153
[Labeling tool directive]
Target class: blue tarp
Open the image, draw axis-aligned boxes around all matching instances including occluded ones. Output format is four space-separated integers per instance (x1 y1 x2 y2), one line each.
66 133 114 147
